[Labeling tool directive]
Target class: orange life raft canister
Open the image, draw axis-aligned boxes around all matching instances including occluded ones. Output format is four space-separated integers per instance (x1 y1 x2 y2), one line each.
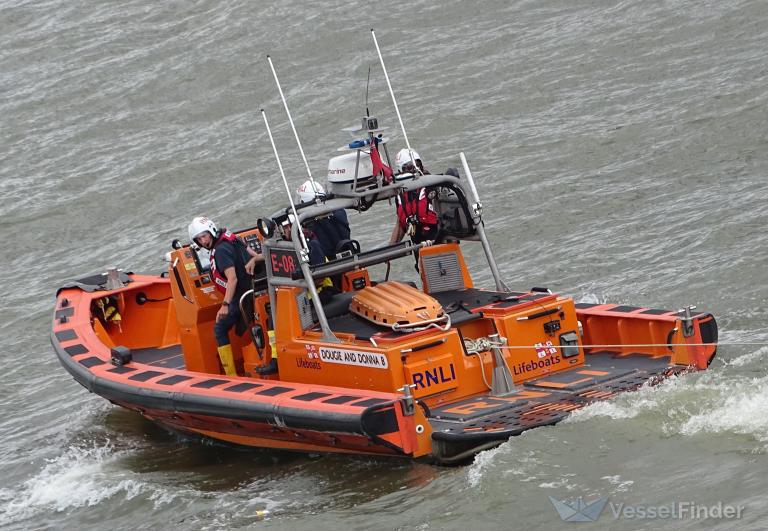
350 281 446 330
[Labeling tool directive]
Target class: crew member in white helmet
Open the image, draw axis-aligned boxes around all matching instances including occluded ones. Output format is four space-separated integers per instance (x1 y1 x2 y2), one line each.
389 148 439 245
188 216 262 376
296 180 351 260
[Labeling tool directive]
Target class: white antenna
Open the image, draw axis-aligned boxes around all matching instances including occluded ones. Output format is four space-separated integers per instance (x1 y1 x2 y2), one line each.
266 55 321 199
370 29 418 172
459 152 483 216
260 108 310 256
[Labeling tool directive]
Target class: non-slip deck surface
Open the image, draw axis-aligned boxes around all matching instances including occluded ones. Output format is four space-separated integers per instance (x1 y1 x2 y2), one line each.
429 352 685 442
131 345 185 369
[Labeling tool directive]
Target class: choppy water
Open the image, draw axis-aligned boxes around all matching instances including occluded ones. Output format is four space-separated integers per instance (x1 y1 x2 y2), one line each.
2 0 768 529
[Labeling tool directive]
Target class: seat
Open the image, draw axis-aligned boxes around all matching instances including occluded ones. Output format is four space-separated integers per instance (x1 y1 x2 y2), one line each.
311 290 356 322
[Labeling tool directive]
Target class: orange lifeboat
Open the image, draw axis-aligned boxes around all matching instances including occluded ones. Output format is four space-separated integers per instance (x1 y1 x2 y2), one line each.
51 223 717 464
50 108 718 463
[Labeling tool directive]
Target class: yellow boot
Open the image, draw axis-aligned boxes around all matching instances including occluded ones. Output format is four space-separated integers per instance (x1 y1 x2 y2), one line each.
217 344 237 376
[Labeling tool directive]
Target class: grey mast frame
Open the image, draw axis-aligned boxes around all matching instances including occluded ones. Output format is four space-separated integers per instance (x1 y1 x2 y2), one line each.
261 172 509 341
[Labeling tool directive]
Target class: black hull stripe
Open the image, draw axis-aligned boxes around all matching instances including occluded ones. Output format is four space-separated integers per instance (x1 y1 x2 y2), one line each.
51 333 369 436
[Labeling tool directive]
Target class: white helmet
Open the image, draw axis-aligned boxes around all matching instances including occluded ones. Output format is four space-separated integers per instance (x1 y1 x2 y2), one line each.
296 180 325 203
188 216 217 246
395 148 421 171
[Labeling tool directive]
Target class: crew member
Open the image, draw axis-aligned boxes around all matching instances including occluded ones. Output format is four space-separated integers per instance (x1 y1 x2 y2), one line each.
389 148 439 245
188 216 262 376
281 214 338 304
296 180 351 260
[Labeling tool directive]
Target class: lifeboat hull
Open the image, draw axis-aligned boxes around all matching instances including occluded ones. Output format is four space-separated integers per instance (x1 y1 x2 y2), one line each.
52 275 426 458
52 270 717 464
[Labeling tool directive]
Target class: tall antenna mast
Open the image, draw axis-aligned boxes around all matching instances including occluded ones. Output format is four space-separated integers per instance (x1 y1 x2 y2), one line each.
365 65 371 117
266 55 321 199
370 29 417 171
260 108 310 256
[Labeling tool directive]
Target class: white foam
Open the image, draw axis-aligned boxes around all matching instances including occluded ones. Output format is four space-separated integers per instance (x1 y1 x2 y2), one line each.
563 364 768 450
0 441 186 524
538 478 577 490
465 436 551 489
566 400 642 421
720 328 768 342
601 475 634 493
678 375 768 444
726 346 768 367
565 376 682 423
467 443 510 488
576 292 605 305
466 365 768 490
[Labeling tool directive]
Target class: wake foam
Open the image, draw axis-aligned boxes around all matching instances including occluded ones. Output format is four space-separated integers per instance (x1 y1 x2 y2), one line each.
467 443 511 488
601 475 634 493
576 292 606 305
466 437 548 489
564 363 768 451
677 374 768 444
725 346 768 367
565 375 684 422
0 441 180 524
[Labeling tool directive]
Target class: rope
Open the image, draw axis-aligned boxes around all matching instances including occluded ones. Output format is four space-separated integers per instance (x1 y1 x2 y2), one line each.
495 341 765 350
469 351 492 390
465 338 768 351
